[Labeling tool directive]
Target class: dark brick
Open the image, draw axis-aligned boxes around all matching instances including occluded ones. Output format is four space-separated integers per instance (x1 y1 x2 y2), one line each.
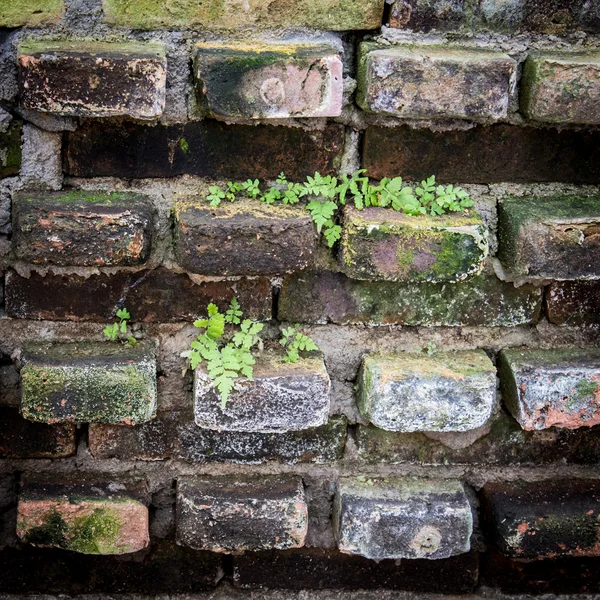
362 125 600 184
546 281 600 326
65 121 344 180
5 268 272 322
233 548 479 592
0 121 22 179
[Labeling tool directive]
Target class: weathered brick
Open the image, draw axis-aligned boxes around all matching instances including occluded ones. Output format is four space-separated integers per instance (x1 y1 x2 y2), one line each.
12 190 154 267
278 270 542 326
341 205 488 282
102 0 384 30
359 350 496 432
173 198 317 276
19 41 166 119
357 43 515 120
0 0 63 27
521 52 600 124
0 407 76 458
194 41 343 119
334 478 472 560
363 124 600 183
389 0 466 31
20 341 157 425
195 352 330 433
65 121 345 180
17 474 149 555
482 480 600 558
177 476 308 552
546 281 600 326
0 121 22 179
5 269 272 322
499 348 600 431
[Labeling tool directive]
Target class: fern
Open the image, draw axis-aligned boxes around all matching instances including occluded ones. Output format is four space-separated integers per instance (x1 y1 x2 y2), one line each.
279 324 319 364
103 308 137 346
306 200 338 233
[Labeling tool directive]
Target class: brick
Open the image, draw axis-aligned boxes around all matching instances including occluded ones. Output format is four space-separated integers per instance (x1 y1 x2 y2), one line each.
65 120 345 180
12 190 154 267
0 121 22 179
357 43 515 120
499 348 600 431
521 52 600 124
5 269 272 322
0 0 63 27
363 124 600 183
17 474 149 555
482 480 600 558
194 352 331 433
102 0 384 30
20 341 157 425
19 41 166 119
173 198 317 276
233 548 479 592
176 476 308 552
498 195 600 279
194 41 343 119
547 281 600 326
0 407 76 458
359 350 496 432
278 270 542 326
389 0 466 31
334 478 472 560
340 205 488 282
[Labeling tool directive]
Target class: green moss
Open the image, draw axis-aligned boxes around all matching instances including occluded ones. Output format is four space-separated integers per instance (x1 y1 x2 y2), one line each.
575 378 599 401
69 507 123 554
178 137 190 154
19 39 165 60
0 121 22 179
0 0 63 27
23 510 69 547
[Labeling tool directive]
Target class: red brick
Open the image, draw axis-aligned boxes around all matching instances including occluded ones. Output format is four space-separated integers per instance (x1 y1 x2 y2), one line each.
546 281 600 326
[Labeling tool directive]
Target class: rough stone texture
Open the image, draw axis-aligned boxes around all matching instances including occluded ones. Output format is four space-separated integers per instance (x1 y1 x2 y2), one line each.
334 478 472 560
194 41 343 119
65 121 345 180
340 205 488 282
498 195 600 279
12 190 154 267
195 352 331 433
20 124 62 191
17 474 149 555
279 270 542 326
498 348 600 431
19 41 166 119
0 407 76 458
482 480 600 558
363 124 600 183
0 121 21 179
357 43 515 120
0 0 63 27
5 269 272 322
359 350 496 432
20 341 157 425
546 281 600 326
521 51 600 124
173 198 317 276
177 476 308 552
233 548 479 591
102 0 384 30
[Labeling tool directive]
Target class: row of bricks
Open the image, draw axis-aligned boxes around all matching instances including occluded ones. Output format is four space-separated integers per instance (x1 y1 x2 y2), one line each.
9 473 600 561
15 39 600 124
9 190 600 282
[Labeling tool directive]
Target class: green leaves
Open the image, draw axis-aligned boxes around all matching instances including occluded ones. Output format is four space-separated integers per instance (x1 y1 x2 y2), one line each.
280 324 319 364
306 200 338 233
103 307 137 346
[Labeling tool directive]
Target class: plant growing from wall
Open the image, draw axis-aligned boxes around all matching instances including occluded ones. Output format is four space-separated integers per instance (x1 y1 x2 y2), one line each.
103 308 137 346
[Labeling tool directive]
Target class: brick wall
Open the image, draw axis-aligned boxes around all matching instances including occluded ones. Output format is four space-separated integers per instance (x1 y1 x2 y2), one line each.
1 0 600 595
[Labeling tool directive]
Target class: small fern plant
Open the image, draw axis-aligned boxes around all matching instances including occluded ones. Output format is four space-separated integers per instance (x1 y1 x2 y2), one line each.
280 324 319 364
103 308 137 346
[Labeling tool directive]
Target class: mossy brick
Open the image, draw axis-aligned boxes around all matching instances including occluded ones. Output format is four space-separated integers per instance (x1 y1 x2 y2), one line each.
0 121 22 179
498 195 600 279
521 52 600 125
278 270 542 326
177 476 308 553
65 120 345 180
357 43 515 120
173 198 317 276
482 480 600 558
0 0 63 27
194 351 330 433
547 281 600 326
359 350 496 432
102 0 384 30
362 124 600 184
498 348 600 431
19 41 166 119
340 205 488 282
333 478 472 560
12 190 155 267
194 41 343 119
20 341 157 425
5 268 271 322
